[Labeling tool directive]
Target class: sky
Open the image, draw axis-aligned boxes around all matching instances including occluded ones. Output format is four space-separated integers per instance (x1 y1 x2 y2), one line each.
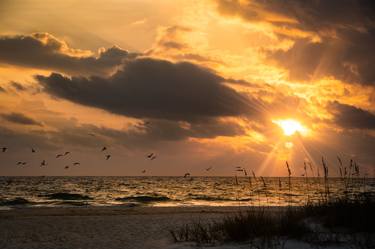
0 0 374 176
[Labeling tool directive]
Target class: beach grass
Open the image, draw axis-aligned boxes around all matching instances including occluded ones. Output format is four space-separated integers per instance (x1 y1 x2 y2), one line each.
171 167 375 248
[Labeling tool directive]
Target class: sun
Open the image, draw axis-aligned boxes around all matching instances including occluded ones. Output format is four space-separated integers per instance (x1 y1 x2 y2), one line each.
273 119 308 136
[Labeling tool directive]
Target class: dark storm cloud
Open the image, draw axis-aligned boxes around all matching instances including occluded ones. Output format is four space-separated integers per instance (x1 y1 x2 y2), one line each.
329 101 375 130
269 31 375 85
0 126 57 151
82 118 246 150
0 115 245 154
215 0 375 86
0 33 136 75
215 0 375 35
1 112 43 126
36 57 256 121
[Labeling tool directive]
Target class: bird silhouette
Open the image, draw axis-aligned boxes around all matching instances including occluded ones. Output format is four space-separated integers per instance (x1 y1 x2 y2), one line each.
73 162 80 166
64 151 70 156
101 147 107 152
150 155 157 160
64 165 69 169
31 148 36 153
40 160 47 167
142 170 146 173
183 173 191 178
105 155 111 160
17 162 27 166
56 154 63 158
1 147 7 152
146 153 154 158
205 166 213 171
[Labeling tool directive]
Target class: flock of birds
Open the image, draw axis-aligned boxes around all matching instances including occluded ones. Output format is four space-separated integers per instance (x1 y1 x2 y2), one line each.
1 145 150 172
1 121 221 177
0 143 213 177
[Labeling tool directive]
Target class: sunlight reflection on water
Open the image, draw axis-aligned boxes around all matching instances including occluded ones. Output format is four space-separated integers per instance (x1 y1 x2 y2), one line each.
0 176 374 208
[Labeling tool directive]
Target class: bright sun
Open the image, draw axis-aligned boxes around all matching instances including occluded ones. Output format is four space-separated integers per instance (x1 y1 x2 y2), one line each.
273 119 308 136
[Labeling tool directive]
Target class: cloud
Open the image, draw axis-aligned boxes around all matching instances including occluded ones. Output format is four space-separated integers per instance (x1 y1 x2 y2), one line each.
268 32 375 85
0 33 136 76
329 101 375 130
10 82 27 92
147 25 219 64
215 0 374 37
36 57 257 122
1 112 43 126
214 0 375 86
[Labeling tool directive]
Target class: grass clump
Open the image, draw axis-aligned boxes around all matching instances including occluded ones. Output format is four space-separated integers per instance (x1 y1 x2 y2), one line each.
171 207 310 245
171 195 375 247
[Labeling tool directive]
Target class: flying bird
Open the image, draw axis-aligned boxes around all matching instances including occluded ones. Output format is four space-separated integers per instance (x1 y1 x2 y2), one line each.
205 166 213 171
101 147 107 152
64 151 70 156
183 173 191 178
56 154 64 158
105 155 111 160
73 162 80 166
141 170 146 174
150 155 157 160
1 147 7 152
17 162 27 166
64 165 69 169
31 148 36 153
146 153 154 158
40 160 47 167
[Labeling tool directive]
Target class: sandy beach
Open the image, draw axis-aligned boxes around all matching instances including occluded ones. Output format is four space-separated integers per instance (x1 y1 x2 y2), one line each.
0 205 361 249
0 206 248 249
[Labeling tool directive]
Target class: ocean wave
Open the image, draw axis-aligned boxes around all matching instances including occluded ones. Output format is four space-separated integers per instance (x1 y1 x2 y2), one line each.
54 201 91 206
115 195 171 203
0 197 31 206
189 195 233 201
189 195 253 202
40 192 93 200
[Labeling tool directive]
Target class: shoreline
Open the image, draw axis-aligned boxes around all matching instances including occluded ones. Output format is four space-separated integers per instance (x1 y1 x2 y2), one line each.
0 205 286 217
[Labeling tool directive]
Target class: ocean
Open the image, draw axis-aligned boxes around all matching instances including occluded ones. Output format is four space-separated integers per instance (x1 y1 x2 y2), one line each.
0 176 374 209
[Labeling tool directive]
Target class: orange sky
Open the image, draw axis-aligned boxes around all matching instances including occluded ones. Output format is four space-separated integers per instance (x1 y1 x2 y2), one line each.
0 0 374 176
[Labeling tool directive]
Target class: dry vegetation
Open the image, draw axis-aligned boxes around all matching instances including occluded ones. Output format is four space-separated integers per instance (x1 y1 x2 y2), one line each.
171 157 375 248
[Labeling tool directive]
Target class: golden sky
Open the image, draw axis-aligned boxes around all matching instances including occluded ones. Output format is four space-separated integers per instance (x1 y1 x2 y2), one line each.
0 0 374 176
